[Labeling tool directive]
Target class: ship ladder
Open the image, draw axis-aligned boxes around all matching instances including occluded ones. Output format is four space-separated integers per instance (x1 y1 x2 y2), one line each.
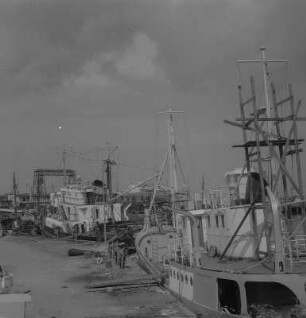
59 205 69 221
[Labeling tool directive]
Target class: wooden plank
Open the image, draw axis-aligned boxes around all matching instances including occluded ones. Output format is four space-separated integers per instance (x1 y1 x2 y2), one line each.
257 129 302 197
241 96 253 107
289 85 304 199
219 202 256 261
233 139 304 148
235 116 306 122
286 149 303 156
276 96 291 107
87 282 159 290
272 115 297 193
84 273 166 289
223 120 254 131
271 82 288 198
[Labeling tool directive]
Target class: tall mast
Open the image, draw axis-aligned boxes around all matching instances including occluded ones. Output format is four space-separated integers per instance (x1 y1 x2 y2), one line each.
238 47 287 185
62 144 67 186
167 106 178 193
159 106 183 228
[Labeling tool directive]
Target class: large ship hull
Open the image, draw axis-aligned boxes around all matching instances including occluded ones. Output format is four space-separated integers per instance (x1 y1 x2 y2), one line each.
136 223 306 318
137 245 306 317
168 261 306 317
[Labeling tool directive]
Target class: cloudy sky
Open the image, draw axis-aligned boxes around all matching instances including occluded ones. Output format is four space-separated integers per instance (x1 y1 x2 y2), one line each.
1 0 306 193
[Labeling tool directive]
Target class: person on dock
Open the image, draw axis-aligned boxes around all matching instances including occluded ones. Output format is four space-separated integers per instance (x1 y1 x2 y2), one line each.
81 223 85 235
119 247 127 269
73 224 79 241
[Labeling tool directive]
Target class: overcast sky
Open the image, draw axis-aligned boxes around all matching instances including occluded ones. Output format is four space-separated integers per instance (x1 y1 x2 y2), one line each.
1 0 306 194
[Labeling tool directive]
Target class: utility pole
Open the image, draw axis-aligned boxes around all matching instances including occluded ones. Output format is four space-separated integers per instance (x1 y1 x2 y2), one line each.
13 172 18 215
104 157 116 223
102 143 118 241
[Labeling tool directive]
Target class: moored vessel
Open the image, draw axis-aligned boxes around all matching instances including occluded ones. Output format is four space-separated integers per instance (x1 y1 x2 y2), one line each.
136 48 306 317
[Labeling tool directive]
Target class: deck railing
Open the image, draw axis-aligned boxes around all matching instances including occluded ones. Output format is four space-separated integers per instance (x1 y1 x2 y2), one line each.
282 233 306 272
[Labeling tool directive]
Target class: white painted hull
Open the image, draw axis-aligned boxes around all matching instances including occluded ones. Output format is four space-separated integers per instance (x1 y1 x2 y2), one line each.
136 229 306 318
168 261 306 317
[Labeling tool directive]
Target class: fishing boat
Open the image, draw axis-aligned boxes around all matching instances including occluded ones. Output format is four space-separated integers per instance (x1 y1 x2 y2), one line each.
136 48 306 317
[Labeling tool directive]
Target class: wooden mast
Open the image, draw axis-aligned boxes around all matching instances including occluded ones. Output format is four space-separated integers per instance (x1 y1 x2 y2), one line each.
159 106 184 229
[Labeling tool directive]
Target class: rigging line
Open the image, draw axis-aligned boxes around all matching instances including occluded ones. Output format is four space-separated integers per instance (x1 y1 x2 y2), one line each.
116 151 120 192
154 110 159 174
173 148 187 189
66 150 158 172
183 113 193 194
116 162 158 172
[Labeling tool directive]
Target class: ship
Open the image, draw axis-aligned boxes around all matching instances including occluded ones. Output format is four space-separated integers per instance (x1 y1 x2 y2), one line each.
136 48 306 317
48 178 130 239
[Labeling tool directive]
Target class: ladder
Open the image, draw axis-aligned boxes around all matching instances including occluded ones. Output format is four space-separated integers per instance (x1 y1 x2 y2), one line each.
59 205 69 221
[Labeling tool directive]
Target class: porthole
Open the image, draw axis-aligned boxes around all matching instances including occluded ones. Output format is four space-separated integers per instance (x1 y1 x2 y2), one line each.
147 240 151 244
190 277 193 285
169 235 173 239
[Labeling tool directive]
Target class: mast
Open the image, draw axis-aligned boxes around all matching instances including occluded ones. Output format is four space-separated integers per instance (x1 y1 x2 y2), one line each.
159 106 184 228
238 47 287 186
167 106 178 193
62 144 67 186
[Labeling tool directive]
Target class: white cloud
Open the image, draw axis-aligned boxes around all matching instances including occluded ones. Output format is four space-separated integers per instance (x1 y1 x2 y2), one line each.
115 33 164 81
62 54 115 92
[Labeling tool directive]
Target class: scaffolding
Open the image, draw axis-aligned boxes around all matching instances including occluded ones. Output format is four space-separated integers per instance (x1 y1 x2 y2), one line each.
224 48 306 272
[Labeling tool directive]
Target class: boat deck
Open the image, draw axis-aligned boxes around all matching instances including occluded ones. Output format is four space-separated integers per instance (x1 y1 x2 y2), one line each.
193 253 306 275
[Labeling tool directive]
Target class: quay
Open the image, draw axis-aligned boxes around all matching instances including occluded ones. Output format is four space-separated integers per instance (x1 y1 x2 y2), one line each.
0 234 195 318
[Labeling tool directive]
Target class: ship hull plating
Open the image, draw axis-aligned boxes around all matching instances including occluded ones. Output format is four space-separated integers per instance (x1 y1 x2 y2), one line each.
167 261 306 317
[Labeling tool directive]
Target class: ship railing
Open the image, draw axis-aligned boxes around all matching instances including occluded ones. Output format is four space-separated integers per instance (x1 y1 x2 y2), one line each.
169 236 193 264
282 233 306 271
200 186 231 210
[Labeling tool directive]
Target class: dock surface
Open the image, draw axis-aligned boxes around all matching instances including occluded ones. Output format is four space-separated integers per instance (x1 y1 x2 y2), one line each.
0 235 195 318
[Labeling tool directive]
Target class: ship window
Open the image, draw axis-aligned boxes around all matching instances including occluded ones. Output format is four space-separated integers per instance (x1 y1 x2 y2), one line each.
218 278 241 315
215 215 219 228
221 215 225 228
207 215 211 228
245 282 299 313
